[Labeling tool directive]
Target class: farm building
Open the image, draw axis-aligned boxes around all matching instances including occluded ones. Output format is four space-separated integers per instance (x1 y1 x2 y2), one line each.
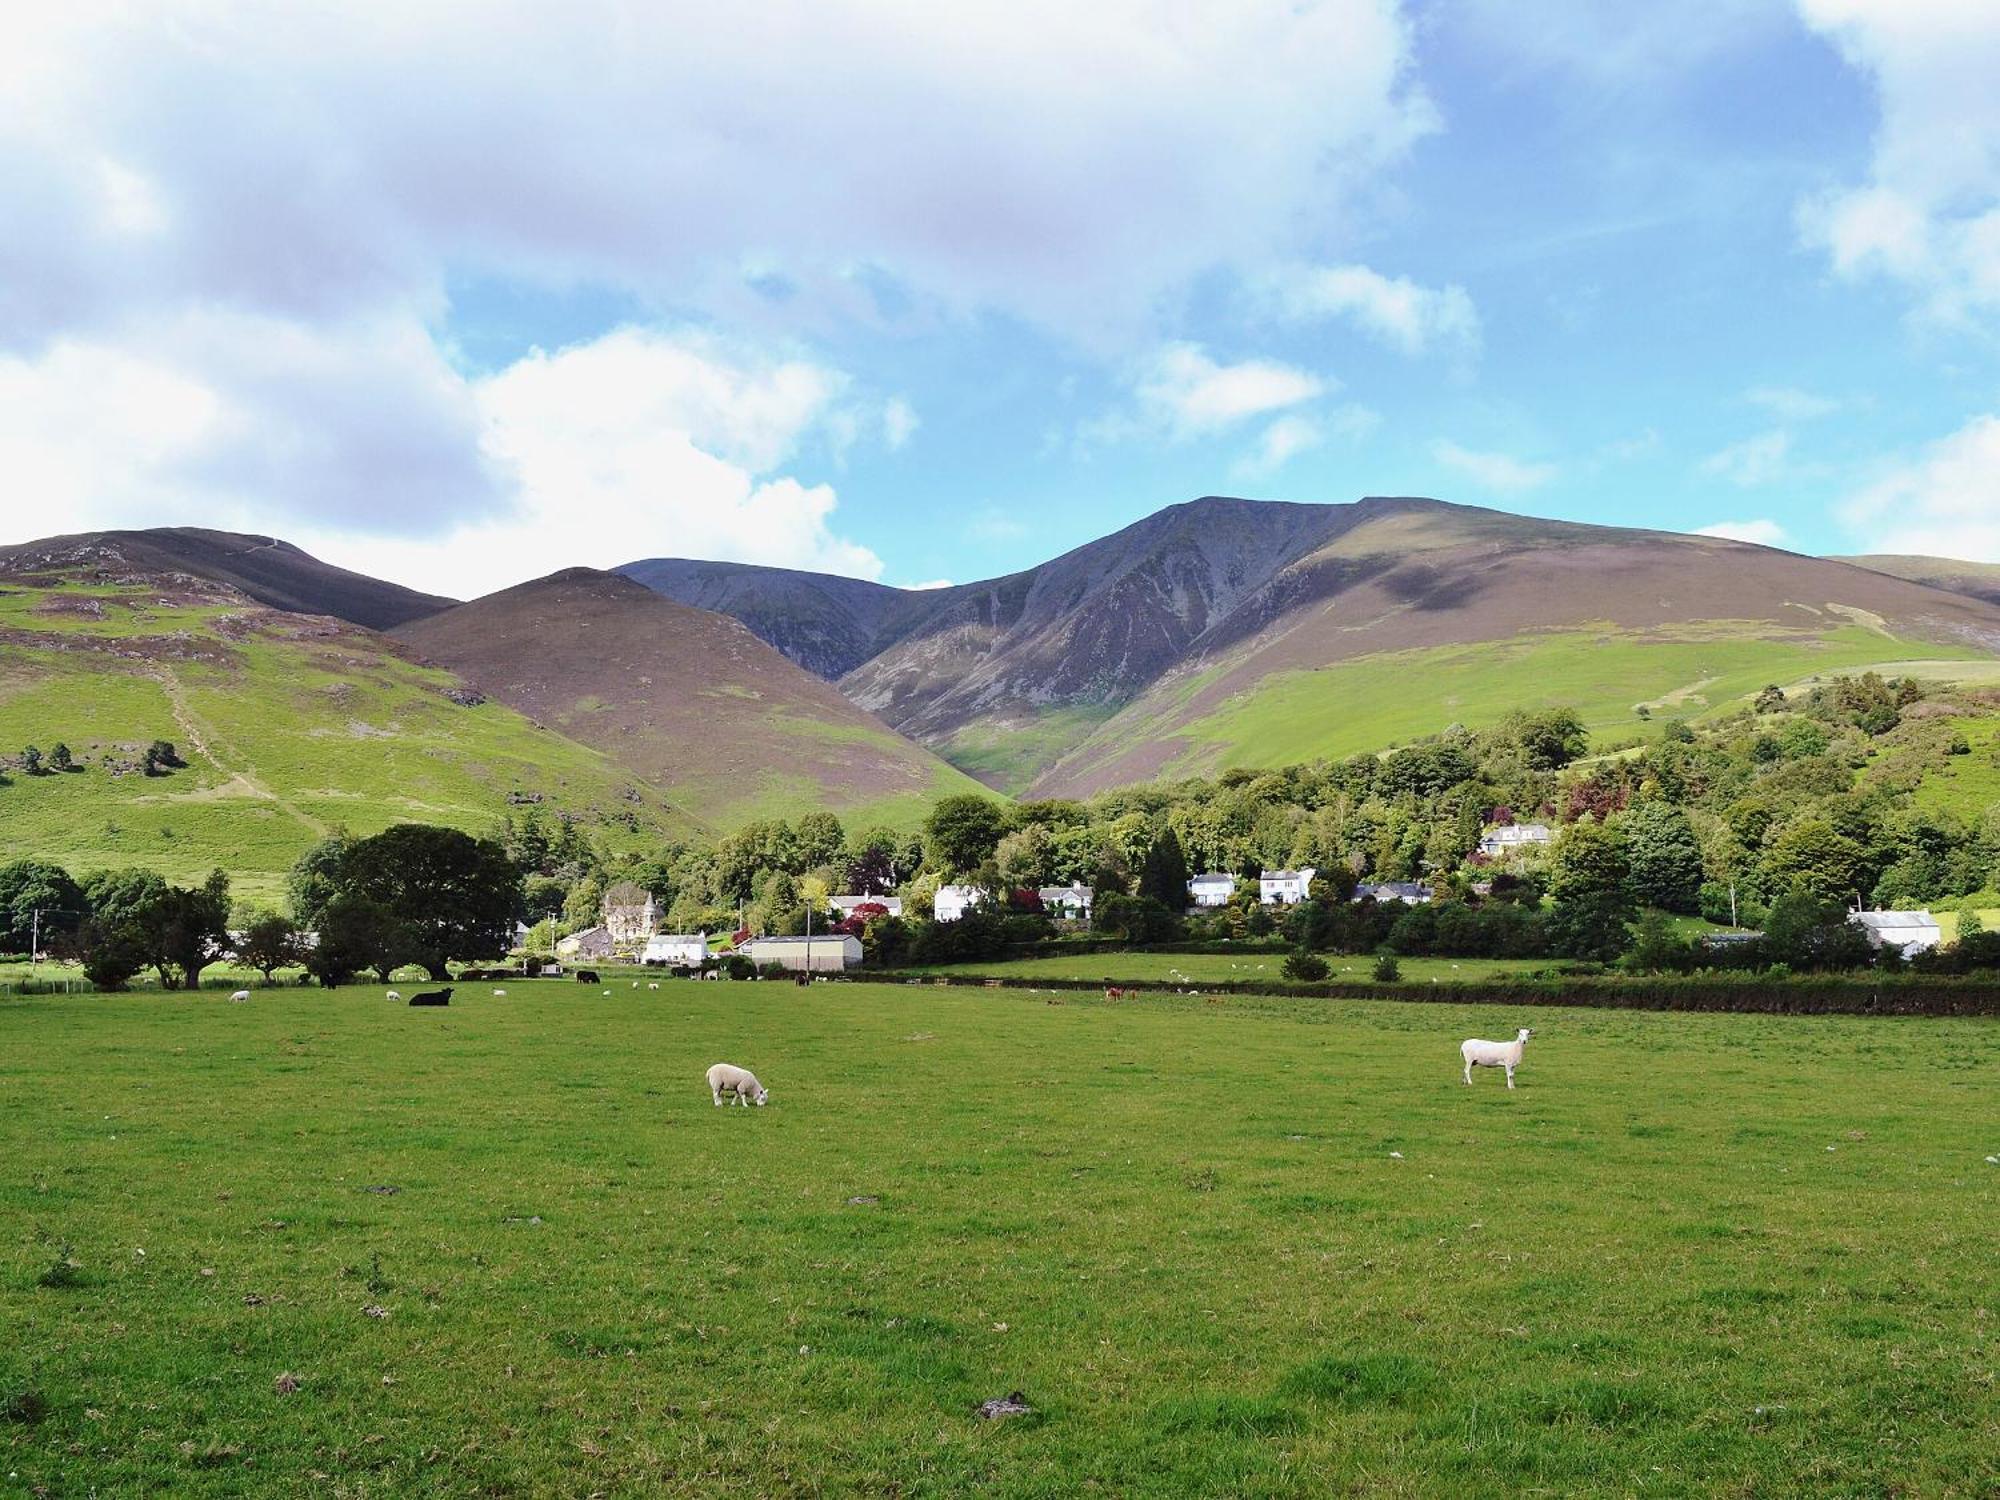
832 894 903 919
602 882 661 945
557 924 615 959
934 884 986 922
1849 910 1941 957
741 934 862 972
1037 884 1094 919
642 932 709 967
1187 872 1236 908
1477 822 1553 857
1259 868 1317 905
1356 881 1432 905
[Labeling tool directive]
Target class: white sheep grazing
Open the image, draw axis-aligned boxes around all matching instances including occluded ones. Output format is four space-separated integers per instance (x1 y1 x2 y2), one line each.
492 988 507 997
1461 1027 1533 1089
228 989 250 1003
386 990 401 1002
706 1062 769 1108
647 982 659 990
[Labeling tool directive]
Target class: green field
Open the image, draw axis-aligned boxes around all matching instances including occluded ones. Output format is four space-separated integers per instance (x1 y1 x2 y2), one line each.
1052 623 1996 786
0 586 696 903
910 951 1554 985
5 980 1994 1496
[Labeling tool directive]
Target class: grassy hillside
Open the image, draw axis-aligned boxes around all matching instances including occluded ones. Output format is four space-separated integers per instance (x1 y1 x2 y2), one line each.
0 579 696 904
1037 621 1999 793
3 982 1993 1495
1841 554 2000 607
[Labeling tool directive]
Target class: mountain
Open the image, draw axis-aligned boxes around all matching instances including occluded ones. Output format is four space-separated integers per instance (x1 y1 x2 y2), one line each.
625 497 2000 796
0 527 453 630
0 551 691 904
615 558 914 679
1840 555 2000 608
394 568 991 832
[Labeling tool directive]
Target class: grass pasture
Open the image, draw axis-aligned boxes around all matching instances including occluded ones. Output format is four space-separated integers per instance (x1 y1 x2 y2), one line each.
908 951 1553 986
3 981 1996 1496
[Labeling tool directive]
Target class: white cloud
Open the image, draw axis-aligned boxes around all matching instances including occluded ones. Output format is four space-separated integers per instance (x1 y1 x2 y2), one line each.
902 578 955 591
1134 344 1326 437
1235 415 1326 478
1258 263 1479 357
1430 440 1557 495
1840 413 2000 562
1699 429 1792 488
882 398 919 452
1695 519 1789 546
1745 385 1841 422
1795 1 2000 321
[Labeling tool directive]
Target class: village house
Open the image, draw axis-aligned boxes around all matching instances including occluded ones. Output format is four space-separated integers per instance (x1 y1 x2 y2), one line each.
1037 883 1094 920
1477 822 1553 858
1849 909 1941 957
741 933 863 972
642 932 709 967
556 924 615 959
1258 868 1317 906
1186 872 1235 909
1356 881 1433 906
934 884 985 922
831 894 903 920
602 881 661 946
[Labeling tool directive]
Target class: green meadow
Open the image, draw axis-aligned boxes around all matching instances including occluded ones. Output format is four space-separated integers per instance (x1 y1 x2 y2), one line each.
4 980 1994 1497
907 950 1553 985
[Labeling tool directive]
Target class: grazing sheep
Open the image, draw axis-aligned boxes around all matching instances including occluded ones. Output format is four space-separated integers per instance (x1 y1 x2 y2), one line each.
228 989 250 1003
492 988 507 997
409 988 452 1007
1461 1027 1533 1089
647 982 659 990
385 990 401 1002
706 1062 769 1108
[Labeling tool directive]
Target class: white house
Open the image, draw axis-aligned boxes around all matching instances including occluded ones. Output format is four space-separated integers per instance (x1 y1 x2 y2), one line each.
1477 823 1553 858
741 934 862 972
831 894 903 919
556 924 615 959
642 932 709 967
1356 881 1432 906
934 884 985 922
1850 910 1941 957
1187 872 1235 908
1037 884 1094 919
1259 868 1317 906
601 881 661 946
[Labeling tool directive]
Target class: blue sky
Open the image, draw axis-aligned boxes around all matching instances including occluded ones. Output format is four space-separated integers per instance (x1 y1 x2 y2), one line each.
3 1 1999 595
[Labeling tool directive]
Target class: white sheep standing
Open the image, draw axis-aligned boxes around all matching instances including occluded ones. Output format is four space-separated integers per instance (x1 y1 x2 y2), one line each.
1461 1027 1533 1089
492 988 507 997
228 989 250 1003
386 990 401 1001
706 1062 769 1108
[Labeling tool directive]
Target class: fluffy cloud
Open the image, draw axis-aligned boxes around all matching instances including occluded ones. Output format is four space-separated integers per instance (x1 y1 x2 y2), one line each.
1257 263 1479 357
1134 345 1327 438
1840 413 2000 562
1430 440 1556 495
1796 1 2000 321
1695 519 1789 546
1745 386 1841 422
1699 430 1792 488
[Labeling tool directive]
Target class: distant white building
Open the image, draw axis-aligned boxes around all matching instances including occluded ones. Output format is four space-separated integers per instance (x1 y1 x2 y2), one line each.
557 924 615 959
1356 881 1432 906
1037 884 1094 919
831 894 903 919
741 934 862 972
1850 910 1941 957
1259 868 1317 906
934 884 986 922
1187 872 1235 909
642 932 709 967
601 882 661 946
1477 823 1553 858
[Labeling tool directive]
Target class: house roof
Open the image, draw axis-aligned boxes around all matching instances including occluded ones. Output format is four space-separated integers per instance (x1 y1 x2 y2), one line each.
745 933 862 947
1851 910 1939 930
1189 872 1234 884
1260 869 1313 881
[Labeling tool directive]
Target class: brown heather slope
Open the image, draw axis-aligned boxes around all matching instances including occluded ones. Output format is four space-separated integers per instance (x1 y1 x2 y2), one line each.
394 569 991 830
1839 554 2000 607
0 527 454 630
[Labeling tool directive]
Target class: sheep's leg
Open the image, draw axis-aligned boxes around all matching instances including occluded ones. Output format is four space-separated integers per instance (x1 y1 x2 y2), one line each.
1504 1063 1515 1090
712 1089 722 1107
1462 1060 1472 1085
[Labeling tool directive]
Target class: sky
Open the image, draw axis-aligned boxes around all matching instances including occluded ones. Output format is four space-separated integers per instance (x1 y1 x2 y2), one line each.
3 0 1999 597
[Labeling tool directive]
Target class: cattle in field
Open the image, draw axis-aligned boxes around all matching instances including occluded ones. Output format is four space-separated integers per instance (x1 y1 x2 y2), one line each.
409 988 452 1007
576 970 600 984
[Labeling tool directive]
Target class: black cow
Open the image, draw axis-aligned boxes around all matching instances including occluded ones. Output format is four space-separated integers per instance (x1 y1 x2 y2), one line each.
408 987 452 1007
575 970 600 985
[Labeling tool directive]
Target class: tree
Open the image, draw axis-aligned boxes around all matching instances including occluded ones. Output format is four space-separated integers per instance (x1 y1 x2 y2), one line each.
1761 817 1870 906
142 739 186 776
1622 801 1704 913
20 745 42 776
521 874 568 923
0 859 86 954
843 840 899 897
994 825 1056 891
1546 819 1635 961
49 743 73 772
81 869 173 984
235 909 304 982
792 811 846 872
922 795 1010 875
287 835 352 926
303 824 521 979
308 893 401 986
1761 890 1872 970
73 915 150 991
1136 828 1190 909
1282 948 1329 982
156 870 232 989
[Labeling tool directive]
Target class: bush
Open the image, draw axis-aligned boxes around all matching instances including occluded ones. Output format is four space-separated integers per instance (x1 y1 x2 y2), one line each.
1281 949 1329 982
1371 953 1401 982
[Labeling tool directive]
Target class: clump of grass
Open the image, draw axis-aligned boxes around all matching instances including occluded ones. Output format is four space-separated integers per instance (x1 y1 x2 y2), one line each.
365 1253 391 1296
34 1231 83 1289
1 1386 50 1424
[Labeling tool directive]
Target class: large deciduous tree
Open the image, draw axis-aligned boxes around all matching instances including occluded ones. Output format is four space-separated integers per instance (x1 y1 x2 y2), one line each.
922 795 1010 876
